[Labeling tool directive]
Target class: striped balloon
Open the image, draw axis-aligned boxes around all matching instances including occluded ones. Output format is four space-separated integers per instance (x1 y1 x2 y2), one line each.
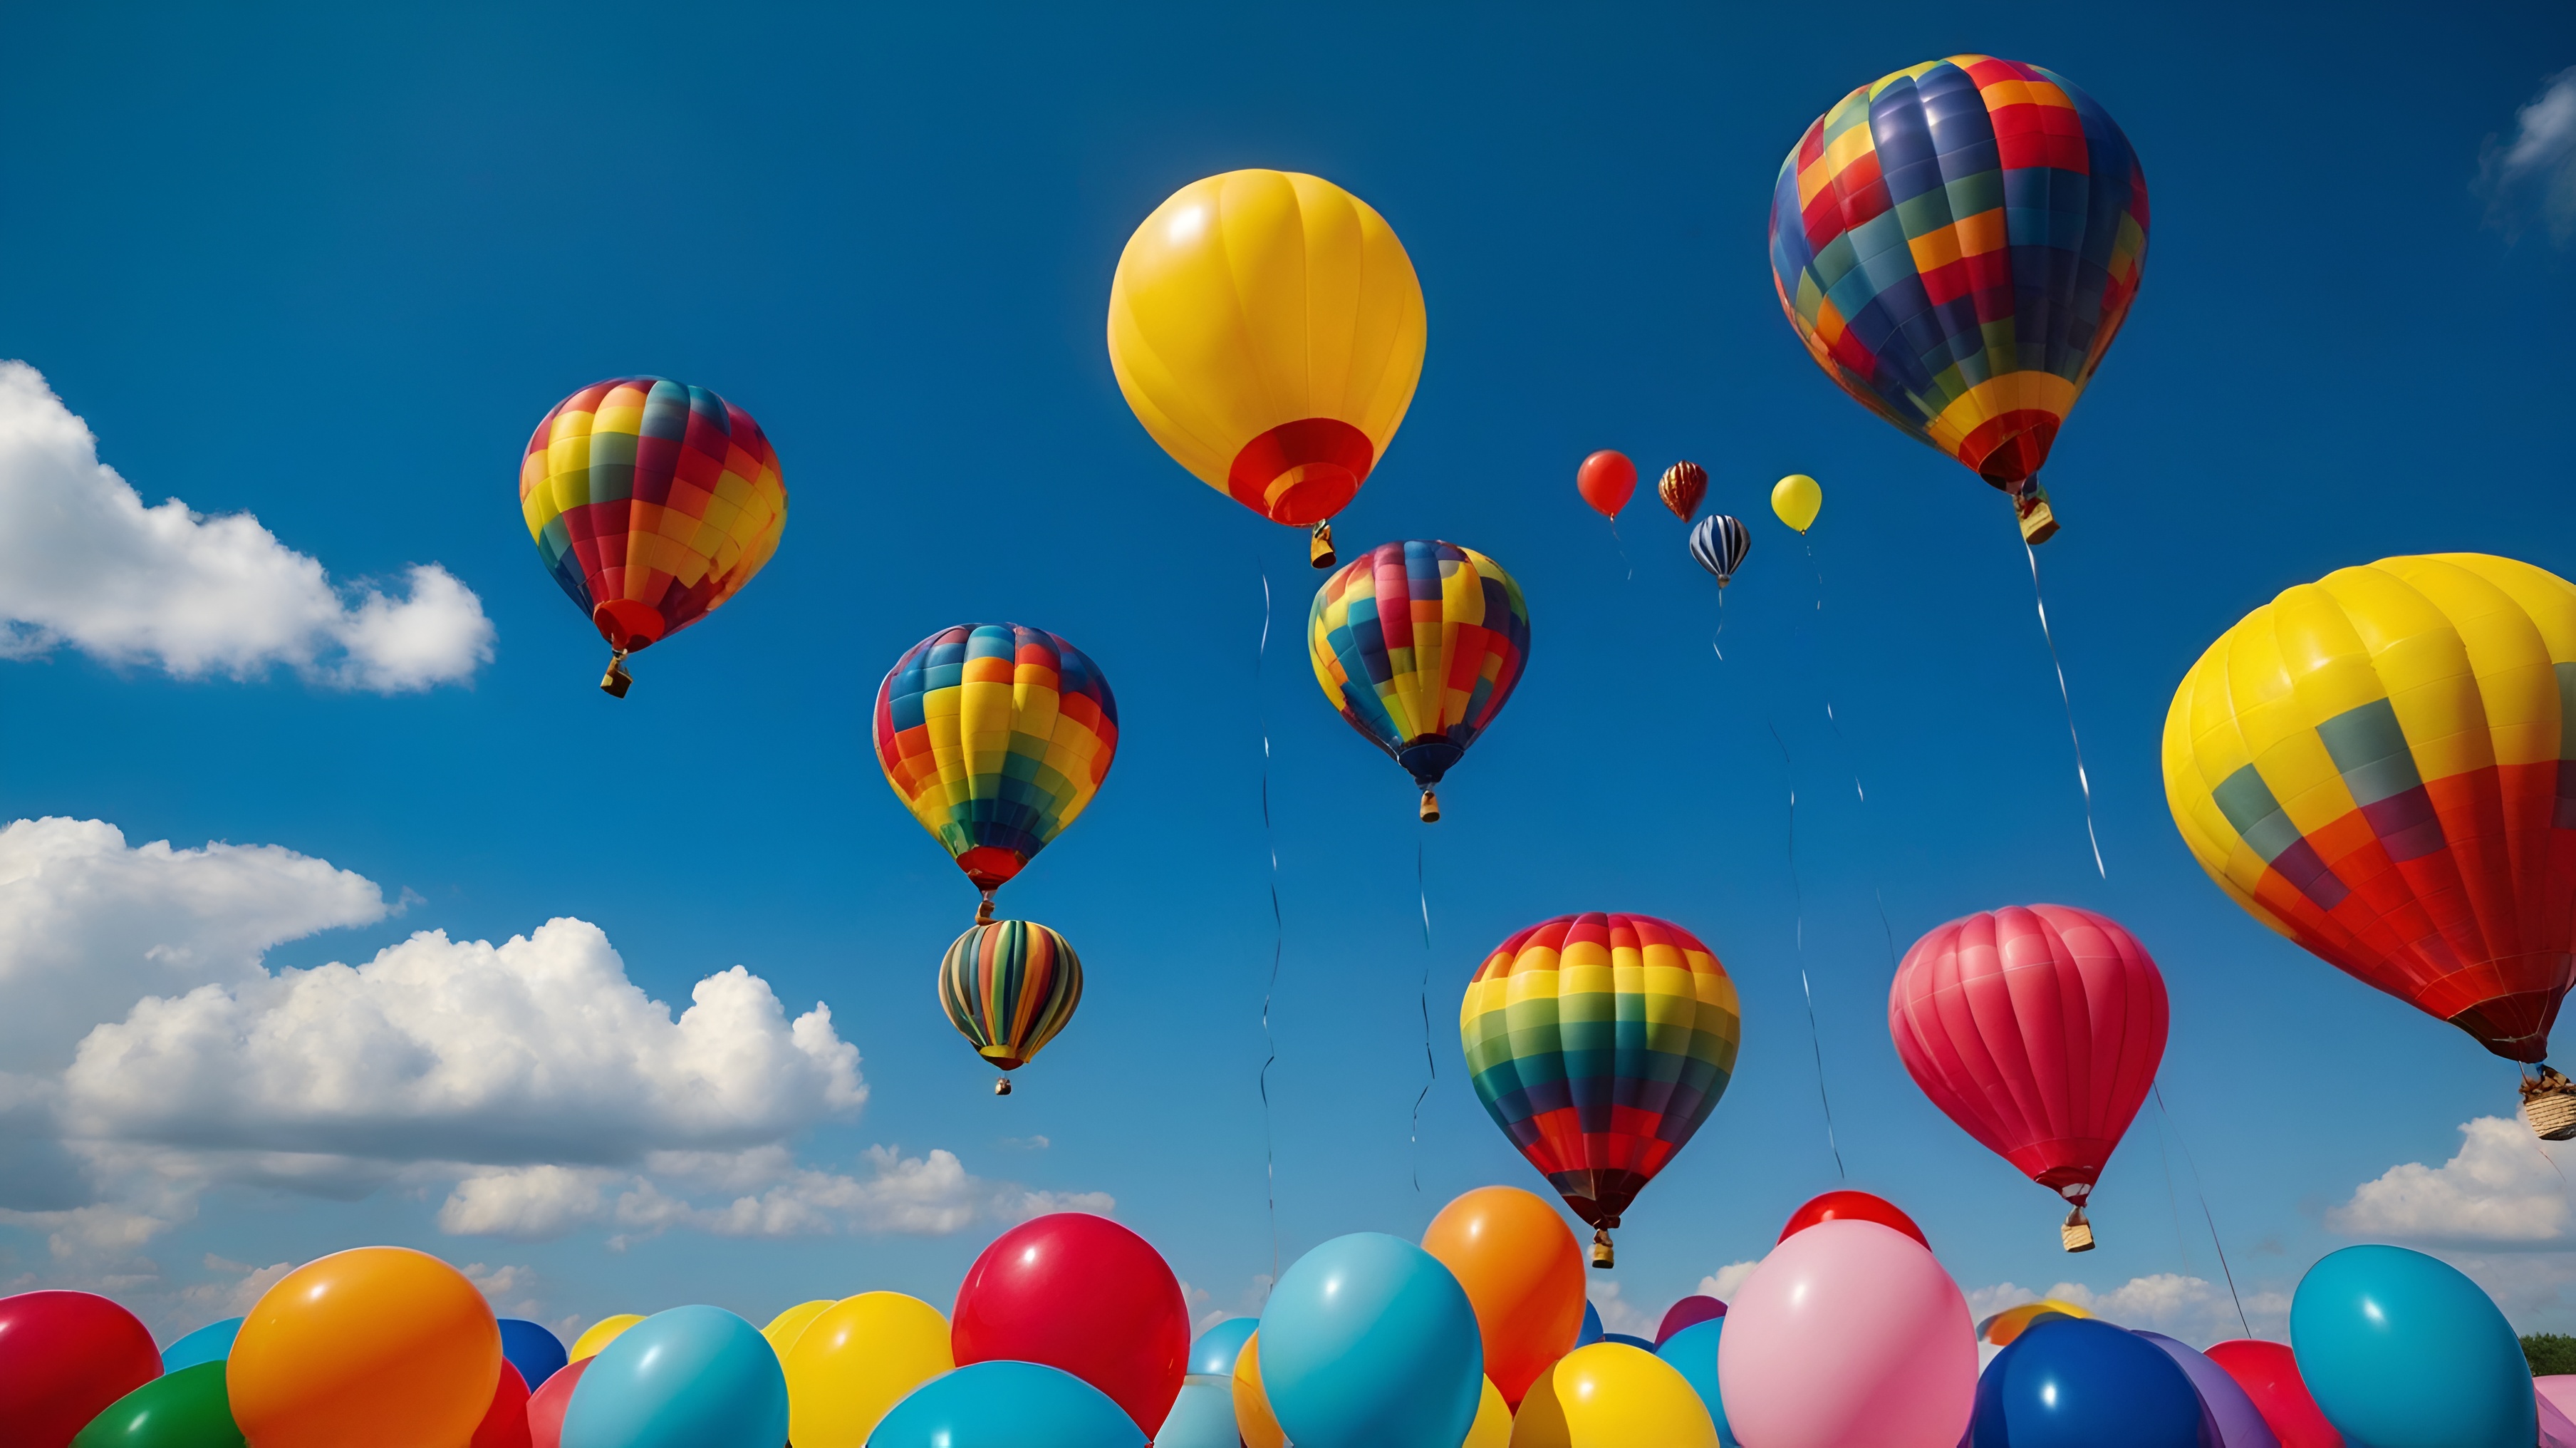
1460 912 1743 1265
940 920 1084 1091
873 624 1118 913
1308 540 1530 821
519 378 788 688
1688 515 1750 586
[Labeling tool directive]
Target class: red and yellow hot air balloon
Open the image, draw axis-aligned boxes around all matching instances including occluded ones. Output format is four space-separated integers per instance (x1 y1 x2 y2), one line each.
519 378 788 695
1889 904 2167 1251
2164 554 2576 1134
1106 170 1428 569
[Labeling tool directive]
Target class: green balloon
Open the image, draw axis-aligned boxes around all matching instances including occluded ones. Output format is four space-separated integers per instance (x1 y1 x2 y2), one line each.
71 1362 245 1447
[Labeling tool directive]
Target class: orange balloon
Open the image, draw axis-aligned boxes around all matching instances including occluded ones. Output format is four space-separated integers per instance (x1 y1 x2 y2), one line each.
1232 1329 1287 1448
229 1246 501 1448
1423 1186 1586 1408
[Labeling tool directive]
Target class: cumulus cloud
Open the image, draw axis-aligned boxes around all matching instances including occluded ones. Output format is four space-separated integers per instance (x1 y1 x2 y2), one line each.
2480 68 2576 243
1586 1279 1661 1338
1698 1258 1763 1302
0 361 492 691
1968 1274 2287 1348
2332 1116 2574 1245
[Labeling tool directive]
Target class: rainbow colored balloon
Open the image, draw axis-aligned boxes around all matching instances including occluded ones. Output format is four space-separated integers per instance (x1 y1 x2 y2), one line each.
1767 56 2147 542
873 624 1118 918
1307 540 1530 822
1460 912 1743 1266
940 919 1084 1095
519 378 789 694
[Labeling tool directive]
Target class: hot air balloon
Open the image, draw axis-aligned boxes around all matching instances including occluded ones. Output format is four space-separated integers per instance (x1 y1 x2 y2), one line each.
520 378 789 695
1106 170 1428 569
2164 554 2576 1137
1462 912 1743 1268
1658 462 1708 522
1768 56 2149 544
941 919 1084 1095
1689 515 1750 587
1309 540 1530 822
873 624 1118 922
1889 904 2167 1251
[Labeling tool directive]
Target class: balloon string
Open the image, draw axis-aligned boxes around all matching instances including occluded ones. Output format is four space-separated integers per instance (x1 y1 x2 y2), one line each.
1411 832 1436 1195
1800 535 1899 976
2154 1085 2249 1338
2026 543 2107 879
1255 562 1284 1288
1710 589 1726 662
2150 1092 2197 1277
1769 718 1844 1180
1609 517 1634 581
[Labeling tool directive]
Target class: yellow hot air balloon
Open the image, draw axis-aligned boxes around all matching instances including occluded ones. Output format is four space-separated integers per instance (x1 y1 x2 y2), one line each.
1107 170 1428 569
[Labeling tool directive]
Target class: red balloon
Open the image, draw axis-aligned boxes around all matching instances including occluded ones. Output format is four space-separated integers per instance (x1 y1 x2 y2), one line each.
0 1290 161 1448
1889 905 2168 1218
2203 1339 2344 1448
1576 450 1636 518
1655 1295 1728 1345
951 1212 1190 1434
524 1355 590 1448
1780 1190 1928 1248
472 1361 531 1448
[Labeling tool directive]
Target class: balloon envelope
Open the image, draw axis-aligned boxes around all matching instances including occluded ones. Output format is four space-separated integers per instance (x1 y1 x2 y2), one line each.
68 1361 242 1448
1656 1318 1738 1448
2136 1330 2280 1448
497 1319 566 1395
940 919 1083 1073
0 1289 162 1448
1308 540 1529 803
950 1213 1190 1435
160 1317 241 1374
568 1315 641 1362
2290 1244 2534 1448
1719 1220 1974 1448
2201 1340 2343 1448
1660 461 1708 521
1260 1232 1483 1448
783 1291 953 1448
1577 451 1636 518
1554 1343 1719 1448
1190 1318 1258 1377
1420 1185 1585 1407
1978 1300 2094 1347
525 1356 591 1448
1656 1296 1727 1345
228 1247 499 1448
759 1300 833 1358
1770 474 1822 532
1688 514 1750 586
1973 1318 2203 1448
873 1360 1146 1448
561 1305 785 1448
1232 1330 1287 1448
472 1362 531 1448
1780 1190 1927 1248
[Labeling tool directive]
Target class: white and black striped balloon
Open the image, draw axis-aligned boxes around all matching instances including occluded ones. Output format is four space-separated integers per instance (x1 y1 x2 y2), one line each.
1688 513 1750 586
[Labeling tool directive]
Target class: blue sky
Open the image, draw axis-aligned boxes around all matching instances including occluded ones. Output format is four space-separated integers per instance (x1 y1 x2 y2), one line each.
5 2 2576 1350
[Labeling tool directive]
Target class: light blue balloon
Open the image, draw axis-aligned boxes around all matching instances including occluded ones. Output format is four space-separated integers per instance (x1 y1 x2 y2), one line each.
160 1316 241 1372
1657 1318 1740 1448
868 1360 1146 1447
1190 1316 1258 1377
1578 1300 1604 1347
1155 1377 1243 1448
2290 1244 2535 1448
562 1304 786 1448
1260 1232 1482 1448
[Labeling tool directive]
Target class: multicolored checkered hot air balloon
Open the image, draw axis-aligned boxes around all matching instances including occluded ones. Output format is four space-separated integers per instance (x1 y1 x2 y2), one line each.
2164 555 2576 1129
519 378 789 695
940 919 1084 1096
1767 56 2149 544
1308 540 1530 822
873 624 1119 921
1460 912 1743 1268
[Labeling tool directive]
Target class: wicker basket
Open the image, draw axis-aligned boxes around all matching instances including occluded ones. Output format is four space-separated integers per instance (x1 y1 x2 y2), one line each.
2060 1206 2096 1253
2526 1089 2576 1142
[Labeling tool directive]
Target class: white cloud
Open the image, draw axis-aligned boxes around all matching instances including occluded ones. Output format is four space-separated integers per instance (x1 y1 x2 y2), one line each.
2481 68 2576 243
0 361 492 691
1967 1274 2287 1348
1699 1258 1763 1302
1586 1279 1660 1338
438 1165 619 1239
2332 1117 2574 1245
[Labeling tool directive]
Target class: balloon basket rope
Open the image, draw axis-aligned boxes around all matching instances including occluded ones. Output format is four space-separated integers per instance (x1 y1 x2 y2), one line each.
2522 1067 2576 1141
2060 1205 2095 1253
598 651 633 698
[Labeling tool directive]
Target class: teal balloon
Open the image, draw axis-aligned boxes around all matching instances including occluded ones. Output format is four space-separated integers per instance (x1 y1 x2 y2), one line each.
70 1361 244 1447
1260 1232 1482 1448
1657 1318 1739 1448
2290 1244 2534 1448
1190 1318 1258 1377
158 1319 239 1373
1153 1377 1242 1448
869 1360 1146 1447
561 1305 784 1448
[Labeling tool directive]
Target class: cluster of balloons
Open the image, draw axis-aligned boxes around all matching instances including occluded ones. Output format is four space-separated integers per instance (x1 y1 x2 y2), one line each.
1568 448 1770 591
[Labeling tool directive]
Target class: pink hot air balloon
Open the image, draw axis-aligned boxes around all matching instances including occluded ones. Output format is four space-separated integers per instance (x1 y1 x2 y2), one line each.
1889 904 2168 1253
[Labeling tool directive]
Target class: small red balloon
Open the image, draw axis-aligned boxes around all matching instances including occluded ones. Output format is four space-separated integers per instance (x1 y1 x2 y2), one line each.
951 1212 1190 1434
1779 1190 1928 1248
2203 1339 2345 1448
472 1360 531 1448
1655 1294 1728 1345
1577 450 1636 518
0 1290 161 1448
524 1354 590 1448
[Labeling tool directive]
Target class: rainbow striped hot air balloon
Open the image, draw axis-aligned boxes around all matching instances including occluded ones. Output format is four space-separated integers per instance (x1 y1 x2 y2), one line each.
1767 56 2148 543
1308 540 1530 822
940 919 1084 1095
519 377 789 695
1461 913 1743 1267
873 624 1118 921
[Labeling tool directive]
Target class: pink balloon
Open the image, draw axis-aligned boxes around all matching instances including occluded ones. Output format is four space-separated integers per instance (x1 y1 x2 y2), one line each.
2543 1381 2576 1448
1718 1219 1973 1448
2544 1377 2576 1424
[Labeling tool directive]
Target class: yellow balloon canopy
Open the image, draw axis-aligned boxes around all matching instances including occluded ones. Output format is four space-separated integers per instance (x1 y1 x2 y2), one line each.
1107 169 1428 565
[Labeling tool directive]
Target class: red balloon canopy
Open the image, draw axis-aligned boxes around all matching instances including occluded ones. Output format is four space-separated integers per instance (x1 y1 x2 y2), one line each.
950 1212 1191 1434
525 1355 590 1448
1576 450 1636 518
1888 905 2168 1216
2202 1339 2344 1448
0 1290 162 1448
1779 1189 1928 1248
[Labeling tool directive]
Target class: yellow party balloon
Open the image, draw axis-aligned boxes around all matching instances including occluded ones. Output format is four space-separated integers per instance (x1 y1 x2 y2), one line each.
784 1292 955 1448
1552 1343 1718 1448
1233 1329 1289 1448
568 1313 644 1362
1771 473 1822 533
762 1299 836 1358
1465 1375 1513 1448
227 1246 500 1448
1107 169 1428 566
1510 1361 1572 1448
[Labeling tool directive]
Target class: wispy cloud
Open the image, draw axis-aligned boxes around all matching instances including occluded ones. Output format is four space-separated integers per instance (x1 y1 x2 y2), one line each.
2479 68 2576 244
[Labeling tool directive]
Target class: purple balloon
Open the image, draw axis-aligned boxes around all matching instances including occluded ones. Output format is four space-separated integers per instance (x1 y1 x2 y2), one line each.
2135 1331 2280 1448
1656 1296 1728 1345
